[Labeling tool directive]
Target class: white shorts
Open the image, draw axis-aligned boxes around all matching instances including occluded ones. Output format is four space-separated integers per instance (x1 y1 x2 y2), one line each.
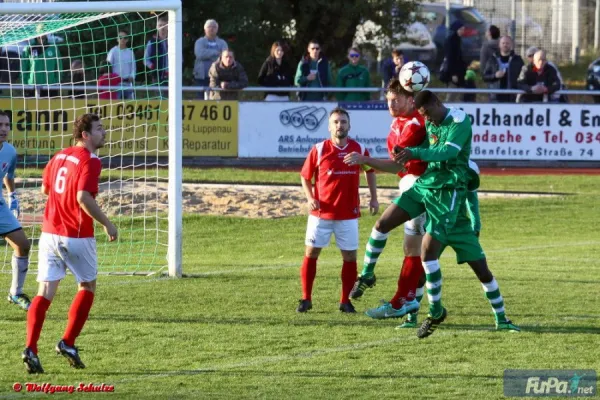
305 215 359 251
399 174 426 236
37 233 98 283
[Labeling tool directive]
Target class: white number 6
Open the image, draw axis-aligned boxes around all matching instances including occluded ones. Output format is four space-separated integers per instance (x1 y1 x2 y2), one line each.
54 167 68 193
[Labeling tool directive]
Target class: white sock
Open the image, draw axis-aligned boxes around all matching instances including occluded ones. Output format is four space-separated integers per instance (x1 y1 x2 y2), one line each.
10 255 29 296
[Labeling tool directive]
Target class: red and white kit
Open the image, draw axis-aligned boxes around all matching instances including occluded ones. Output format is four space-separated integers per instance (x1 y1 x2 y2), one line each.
38 146 102 283
301 138 374 250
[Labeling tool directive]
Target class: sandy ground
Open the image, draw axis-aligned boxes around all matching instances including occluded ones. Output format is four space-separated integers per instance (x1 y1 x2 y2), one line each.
15 181 559 221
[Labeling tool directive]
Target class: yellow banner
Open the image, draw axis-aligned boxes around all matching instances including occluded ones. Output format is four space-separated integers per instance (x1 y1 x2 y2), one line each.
0 98 238 157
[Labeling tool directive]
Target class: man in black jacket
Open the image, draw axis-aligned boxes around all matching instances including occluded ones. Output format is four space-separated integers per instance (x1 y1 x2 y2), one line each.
442 21 467 102
482 36 524 103
517 49 561 103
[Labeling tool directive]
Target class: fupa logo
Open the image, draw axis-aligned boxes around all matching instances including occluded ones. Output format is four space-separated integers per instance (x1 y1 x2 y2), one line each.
504 369 597 397
279 106 327 131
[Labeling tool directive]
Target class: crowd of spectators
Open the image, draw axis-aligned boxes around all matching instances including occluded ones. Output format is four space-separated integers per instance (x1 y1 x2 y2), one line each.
0 16 568 103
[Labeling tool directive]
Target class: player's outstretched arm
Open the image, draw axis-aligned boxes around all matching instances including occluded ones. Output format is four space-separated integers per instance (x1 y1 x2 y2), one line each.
77 190 118 241
343 152 403 174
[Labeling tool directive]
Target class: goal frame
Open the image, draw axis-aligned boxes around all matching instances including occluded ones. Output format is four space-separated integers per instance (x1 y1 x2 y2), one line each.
0 0 183 278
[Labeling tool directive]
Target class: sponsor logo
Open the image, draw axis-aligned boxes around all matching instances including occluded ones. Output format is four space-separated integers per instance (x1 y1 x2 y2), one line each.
429 134 438 145
279 106 327 131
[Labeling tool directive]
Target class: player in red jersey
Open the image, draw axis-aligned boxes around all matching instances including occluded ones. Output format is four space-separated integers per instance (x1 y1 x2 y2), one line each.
297 107 379 314
344 78 428 322
22 114 118 374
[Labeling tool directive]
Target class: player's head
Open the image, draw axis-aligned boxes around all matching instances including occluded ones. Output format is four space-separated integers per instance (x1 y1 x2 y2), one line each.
386 78 415 118
414 90 446 125
0 111 10 143
73 113 106 150
328 107 350 140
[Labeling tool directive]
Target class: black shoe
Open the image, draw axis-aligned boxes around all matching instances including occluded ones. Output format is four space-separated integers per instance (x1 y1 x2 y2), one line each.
349 275 377 299
296 299 312 313
416 308 447 339
22 347 44 374
339 302 356 313
56 340 85 369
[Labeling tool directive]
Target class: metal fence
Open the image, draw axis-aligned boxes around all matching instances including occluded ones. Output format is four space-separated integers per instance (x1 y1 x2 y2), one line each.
428 0 595 64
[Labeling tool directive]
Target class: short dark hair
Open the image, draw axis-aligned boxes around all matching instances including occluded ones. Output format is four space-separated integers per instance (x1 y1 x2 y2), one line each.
73 114 100 141
0 110 9 119
414 90 439 109
391 49 404 57
119 28 129 36
329 107 350 122
386 78 414 98
489 25 500 40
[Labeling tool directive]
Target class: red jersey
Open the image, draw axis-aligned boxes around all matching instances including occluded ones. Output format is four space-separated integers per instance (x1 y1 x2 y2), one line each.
301 138 374 220
98 73 122 100
386 111 427 177
42 146 102 238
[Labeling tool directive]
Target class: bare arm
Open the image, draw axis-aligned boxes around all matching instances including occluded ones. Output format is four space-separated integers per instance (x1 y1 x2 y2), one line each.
301 176 319 211
41 184 49 196
77 190 117 241
343 152 404 174
3 176 14 192
365 171 379 215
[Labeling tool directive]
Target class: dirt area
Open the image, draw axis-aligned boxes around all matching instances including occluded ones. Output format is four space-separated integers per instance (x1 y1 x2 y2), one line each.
16 182 559 221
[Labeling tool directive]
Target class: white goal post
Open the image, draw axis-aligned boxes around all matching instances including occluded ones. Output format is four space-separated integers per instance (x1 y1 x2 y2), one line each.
0 1 183 277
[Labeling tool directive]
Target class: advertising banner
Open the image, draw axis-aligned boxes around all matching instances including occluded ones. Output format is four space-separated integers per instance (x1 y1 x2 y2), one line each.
239 101 600 160
0 99 238 157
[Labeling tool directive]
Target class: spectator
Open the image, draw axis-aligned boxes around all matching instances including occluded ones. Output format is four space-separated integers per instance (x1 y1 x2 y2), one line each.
517 49 561 103
21 35 62 97
193 19 228 98
525 46 566 103
257 41 294 101
294 40 333 101
67 59 87 99
336 47 371 102
483 36 524 103
480 25 500 78
208 50 248 100
97 63 121 100
107 29 136 99
381 49 405 89
144 15 168 84
443 21 467 102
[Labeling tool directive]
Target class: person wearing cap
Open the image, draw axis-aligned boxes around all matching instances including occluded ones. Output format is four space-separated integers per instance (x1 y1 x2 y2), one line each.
442 20 468 102
517 49 561 103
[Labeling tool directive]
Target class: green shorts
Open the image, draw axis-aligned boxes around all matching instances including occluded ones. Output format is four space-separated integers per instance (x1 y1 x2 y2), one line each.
438 217 486 264
393 184 467 243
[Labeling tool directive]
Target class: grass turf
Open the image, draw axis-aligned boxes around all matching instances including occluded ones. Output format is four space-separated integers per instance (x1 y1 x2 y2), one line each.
0 174 598 398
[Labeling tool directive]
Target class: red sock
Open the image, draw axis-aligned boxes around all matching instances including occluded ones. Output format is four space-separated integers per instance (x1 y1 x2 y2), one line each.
62 290 95 347
26 296 52 354
340 261 357 303
300 257 317 301
390 256 424 309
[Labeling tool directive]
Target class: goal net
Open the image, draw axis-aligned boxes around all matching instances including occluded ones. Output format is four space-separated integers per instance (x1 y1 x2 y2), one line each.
0 1 183 277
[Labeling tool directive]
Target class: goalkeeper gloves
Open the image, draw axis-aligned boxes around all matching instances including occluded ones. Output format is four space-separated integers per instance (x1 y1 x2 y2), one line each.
8 192 19 218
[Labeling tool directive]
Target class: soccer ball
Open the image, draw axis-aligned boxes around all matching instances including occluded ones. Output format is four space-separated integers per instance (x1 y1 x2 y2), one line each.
398 61 430 92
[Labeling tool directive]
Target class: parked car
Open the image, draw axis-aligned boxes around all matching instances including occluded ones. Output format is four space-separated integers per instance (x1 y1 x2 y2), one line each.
586 58 600 103
412 3 487 66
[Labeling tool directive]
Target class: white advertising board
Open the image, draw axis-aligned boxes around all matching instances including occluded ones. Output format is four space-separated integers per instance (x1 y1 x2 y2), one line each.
238 102 600 160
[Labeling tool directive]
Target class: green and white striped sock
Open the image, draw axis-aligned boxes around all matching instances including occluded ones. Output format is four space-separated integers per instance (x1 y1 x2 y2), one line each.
360 228 389 278
422 260 443 318
481 278 507 322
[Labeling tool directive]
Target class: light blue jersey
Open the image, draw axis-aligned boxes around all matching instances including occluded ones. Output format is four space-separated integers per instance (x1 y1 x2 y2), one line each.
0 142 21 235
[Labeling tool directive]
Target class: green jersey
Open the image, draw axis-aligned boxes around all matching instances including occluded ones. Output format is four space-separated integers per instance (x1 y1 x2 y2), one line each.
408 108 474 189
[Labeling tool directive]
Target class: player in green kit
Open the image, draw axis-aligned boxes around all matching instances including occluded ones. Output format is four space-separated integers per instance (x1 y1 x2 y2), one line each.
392 90 520 337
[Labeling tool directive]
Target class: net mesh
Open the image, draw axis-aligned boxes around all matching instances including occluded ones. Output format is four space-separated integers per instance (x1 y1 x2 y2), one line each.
0 10 171 275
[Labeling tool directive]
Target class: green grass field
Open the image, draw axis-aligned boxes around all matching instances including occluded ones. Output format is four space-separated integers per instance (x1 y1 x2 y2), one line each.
0 172 599 399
